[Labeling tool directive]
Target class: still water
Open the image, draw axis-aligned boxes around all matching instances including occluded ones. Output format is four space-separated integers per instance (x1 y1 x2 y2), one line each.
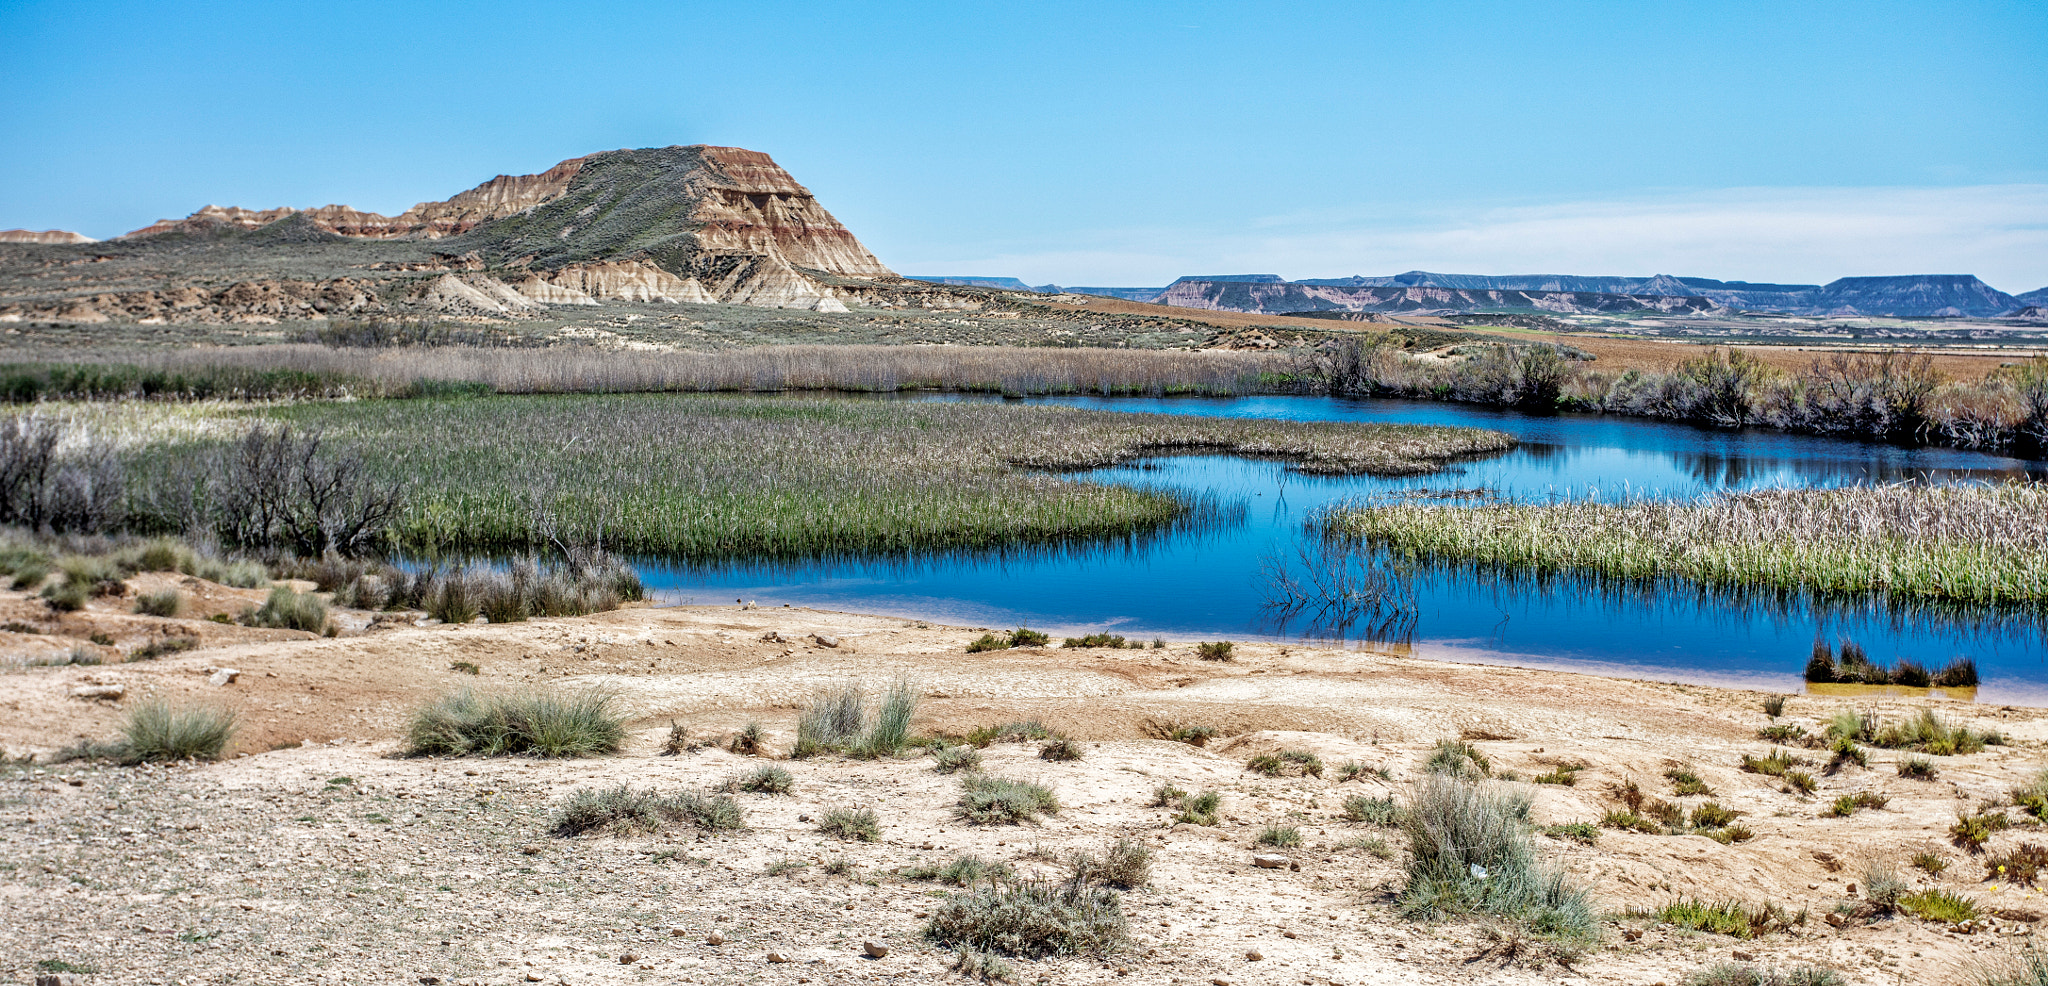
638 396 2048 704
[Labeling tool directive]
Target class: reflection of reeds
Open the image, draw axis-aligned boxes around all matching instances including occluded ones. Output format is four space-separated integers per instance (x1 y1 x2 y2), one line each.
1324 483 2048 607
1257 536 1419 645
219 394 1506 558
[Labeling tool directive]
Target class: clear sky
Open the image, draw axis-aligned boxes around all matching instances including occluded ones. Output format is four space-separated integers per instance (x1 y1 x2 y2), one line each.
4 0 2045 290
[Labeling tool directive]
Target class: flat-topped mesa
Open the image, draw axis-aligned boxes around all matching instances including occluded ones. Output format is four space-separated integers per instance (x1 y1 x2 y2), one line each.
0 228 97 245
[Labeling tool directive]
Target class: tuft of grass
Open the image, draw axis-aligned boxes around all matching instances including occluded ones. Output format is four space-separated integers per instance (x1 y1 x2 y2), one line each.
1899 756 1939 780
735 765 794 795
2013 768 2048 822
817 807 881 843
1342 794 1399 826
932 743 984 774
952 946 1015 983
1762 695 1787 718
1069 838 1153 889
1985 843 2048 885
1195 640 1234 661
1651 898 1804 939
1543 822 1600 845
1246 749 1324 778
728 720 767 756
1740 748 1801 777
1172 790 1221 827
1976 946 2048 986
129 636 198 661
1600 809 1664 834
955 774 1059 825
856 678 920 759
133 589 182 617
1424 738 1489 778
1534 762 1588 786
1756 723 1807 743
923 877 1129 959
1149 783 1187 807
1911 851 1949 876
120 700 236 762
1899 887 1979 924
550 785 744 836
1952 810 2011 853
1037 737 1084 762
966 719 1050 747
1398 774 1591 943
906 854 1015 887
1666 768 1713 796
1060 633 1135 649
1679 963 1846 986
1863 860 1909 912
243 585 328 633
1690 802 1742 829
403 687 624 758
1257 824 1304 848
1783 770 1818 795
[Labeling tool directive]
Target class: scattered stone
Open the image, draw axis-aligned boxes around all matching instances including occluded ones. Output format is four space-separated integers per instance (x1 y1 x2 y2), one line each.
766 952 791 963
1252 854 1288 869
1244 948 1263 961
705 932 726 946
1281 930 1297 939
520 844 543 855
207 667 241 686
1825 913 1847 927
523 975 543 983
1211 980 1231 986
68 683 124 701
1731 951 1754 961
671 927 688 937
863 941 889 958
617 953 637 964
37 975 85 986
420 977 442 985
814 634 840 648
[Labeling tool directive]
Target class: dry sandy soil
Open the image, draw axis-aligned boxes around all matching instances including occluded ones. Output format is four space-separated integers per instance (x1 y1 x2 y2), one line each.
4 577 2046 986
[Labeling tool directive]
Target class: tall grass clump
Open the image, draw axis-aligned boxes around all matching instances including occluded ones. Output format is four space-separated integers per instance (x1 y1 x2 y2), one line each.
1397 774 1593 943
120 700 237 762
243 584 328 633
1326 483 2048 607
403 687 624 758
792 679 921 759
1680 962 1846 986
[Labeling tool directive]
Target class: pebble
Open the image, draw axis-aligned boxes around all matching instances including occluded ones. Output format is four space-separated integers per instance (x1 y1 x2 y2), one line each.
1252 854 1288 869
1244 949 1263 961
767 951 791 963
617 953 638 964
706 932 726 945
863 941 889 958
815 634 841 648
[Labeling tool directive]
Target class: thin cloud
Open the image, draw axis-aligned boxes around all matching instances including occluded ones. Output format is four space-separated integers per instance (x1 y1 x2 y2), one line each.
899 185 2048 292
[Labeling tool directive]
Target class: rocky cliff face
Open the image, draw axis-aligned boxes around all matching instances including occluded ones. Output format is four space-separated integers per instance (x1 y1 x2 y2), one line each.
92 145 901 314
0 229 96 245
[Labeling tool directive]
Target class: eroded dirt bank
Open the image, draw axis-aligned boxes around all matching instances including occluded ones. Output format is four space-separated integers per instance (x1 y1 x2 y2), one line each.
4 592 2045 986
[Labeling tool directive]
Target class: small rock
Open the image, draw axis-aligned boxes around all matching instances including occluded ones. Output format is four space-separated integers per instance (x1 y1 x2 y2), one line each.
814 634 840 648
68 683 124 701
670 927 688 937
705 932 726 946
1244 948 1263 961
617 954 637 964
207 667 240 687
1252 854 1288 869
766 952 791 963
1846 883 1858 896
420 978 442 985
523 975 543 983
1281 930 1297 939
1211 980 1232 986
1731 950 1754 961
1288 860 1300 871
520 844 543 855
37 975 85 986
1825 913 1847 927
863 941 889 958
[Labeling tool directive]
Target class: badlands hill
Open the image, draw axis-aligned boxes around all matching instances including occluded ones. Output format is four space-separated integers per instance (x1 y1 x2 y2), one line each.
0 146 958 324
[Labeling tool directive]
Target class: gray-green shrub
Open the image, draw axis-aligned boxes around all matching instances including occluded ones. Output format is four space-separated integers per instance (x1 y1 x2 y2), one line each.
244 585 327 633
133 589 181 617
923 878 1129 958
955 774 1059 825
550 785 743 836
817 806 881 842
1398 774 1592 942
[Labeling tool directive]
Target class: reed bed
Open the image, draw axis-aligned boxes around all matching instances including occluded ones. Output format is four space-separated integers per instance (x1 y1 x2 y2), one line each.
1326 483 2048 606
57 344 1297 399
227 393 1507 558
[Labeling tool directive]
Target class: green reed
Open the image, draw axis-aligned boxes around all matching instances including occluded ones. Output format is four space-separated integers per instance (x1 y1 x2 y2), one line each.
207 393 1508 558
1326 483 2048 606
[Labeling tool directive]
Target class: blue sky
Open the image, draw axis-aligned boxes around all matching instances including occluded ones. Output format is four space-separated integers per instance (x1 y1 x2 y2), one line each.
3 0 2045 289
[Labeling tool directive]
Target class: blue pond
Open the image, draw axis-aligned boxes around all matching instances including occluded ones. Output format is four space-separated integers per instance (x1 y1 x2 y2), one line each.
637 395 2048 705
